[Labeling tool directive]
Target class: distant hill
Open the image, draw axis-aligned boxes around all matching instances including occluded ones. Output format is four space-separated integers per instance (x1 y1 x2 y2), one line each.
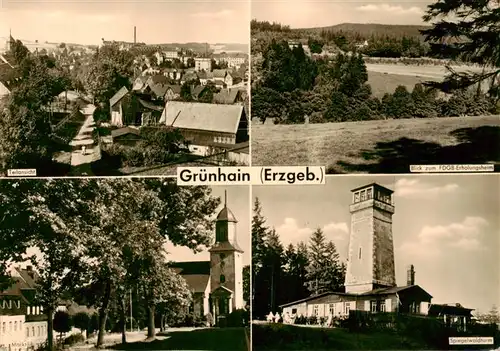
295 23 431 38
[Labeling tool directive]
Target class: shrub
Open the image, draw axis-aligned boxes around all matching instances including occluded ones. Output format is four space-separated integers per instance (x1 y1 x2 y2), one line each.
72 312 90 333
307 315 318 325
64 333 85 346
294 315 307 325
227 309 250 327
53 311 73 335
205 313 214 327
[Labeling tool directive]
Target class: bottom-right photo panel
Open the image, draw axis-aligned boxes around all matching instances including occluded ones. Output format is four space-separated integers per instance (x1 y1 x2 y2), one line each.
251 175 499 351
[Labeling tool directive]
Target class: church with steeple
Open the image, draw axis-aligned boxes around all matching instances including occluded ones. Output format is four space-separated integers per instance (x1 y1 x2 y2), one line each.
170 191 245 324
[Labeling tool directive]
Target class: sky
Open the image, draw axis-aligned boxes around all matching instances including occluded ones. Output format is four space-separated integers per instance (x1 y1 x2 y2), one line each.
0 0 249 45
165 185 251 266
253 175 500 314
252 0 435 28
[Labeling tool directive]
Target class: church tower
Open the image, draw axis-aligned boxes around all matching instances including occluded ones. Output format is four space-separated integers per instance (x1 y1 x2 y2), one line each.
209 191 244 322
345 183 396 294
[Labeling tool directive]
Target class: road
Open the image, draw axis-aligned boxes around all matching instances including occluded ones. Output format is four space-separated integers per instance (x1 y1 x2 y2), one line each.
69 104 100 174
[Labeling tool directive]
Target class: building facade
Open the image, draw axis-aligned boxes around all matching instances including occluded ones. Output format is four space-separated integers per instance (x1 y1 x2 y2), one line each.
280 183 434 320
170 192 245 325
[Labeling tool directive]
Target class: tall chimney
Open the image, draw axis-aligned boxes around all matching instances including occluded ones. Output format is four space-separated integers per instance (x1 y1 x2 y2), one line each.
407 265 415 286
134 26 136 44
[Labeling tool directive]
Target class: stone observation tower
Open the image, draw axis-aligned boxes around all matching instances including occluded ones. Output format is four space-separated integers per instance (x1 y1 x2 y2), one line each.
345 183 396 294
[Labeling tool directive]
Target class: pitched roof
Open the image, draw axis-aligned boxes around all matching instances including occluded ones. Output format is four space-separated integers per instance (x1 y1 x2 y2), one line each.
212 69 227 79
214 89 241 104
182 274 210 293
169 261 211 275
149 83 169 98
111 126 140 138
191 85 207 98
149 74 168 85
138 98 164 111
428 303 474 316
110 86 129 107
160 101 243 134
166 85 181 94
209 241 244 253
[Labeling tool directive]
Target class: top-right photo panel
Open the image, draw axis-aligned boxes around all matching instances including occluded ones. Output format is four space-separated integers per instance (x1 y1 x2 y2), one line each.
250 0 500 174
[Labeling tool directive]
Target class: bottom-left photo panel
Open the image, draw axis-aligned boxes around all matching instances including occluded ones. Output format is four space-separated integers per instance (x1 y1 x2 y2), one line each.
0 178 250 351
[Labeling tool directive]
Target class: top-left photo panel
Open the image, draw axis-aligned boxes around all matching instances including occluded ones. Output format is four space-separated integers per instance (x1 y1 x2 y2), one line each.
0 0 250 177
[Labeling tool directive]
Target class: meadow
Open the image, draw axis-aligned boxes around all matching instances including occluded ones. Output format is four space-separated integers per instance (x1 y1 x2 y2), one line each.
251 115 500 173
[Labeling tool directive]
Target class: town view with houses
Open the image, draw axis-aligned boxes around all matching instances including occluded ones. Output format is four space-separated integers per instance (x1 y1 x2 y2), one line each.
0 3 249 177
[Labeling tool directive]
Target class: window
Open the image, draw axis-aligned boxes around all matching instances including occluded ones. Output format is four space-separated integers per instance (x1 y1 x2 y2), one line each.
292 308 297 314
371 301 377 313
38 326 41 336
359 247 362 260
313 305 318 316
2 322 5 333
345 302 351 315
220 274 226 284
36 306 40 315
354 192 360 203
14 321 17 331
360 190 366 201
9 321 12 331
27 327 29 337
367 188 373 200
32 327 34 336
329 304 335 315
380 301 386 312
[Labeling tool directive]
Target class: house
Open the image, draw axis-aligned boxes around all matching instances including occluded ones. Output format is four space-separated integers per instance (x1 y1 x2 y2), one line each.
214 80 227 89
190 85 210 101
0 266 48 351
163 68 181 81
0 59 21 99
132 76 149 92
428 304 474 331
159 101 248 159
280 184 434 321
110 86 129 126
213 89 243 105
109 87 163 126
197 71 211 86
194 58 211 72
111 126 141 146
181 71 199 85
169 193 245 324
164 85 181 101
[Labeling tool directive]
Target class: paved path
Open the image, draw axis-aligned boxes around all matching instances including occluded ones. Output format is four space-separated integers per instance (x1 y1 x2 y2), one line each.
70 104 100 170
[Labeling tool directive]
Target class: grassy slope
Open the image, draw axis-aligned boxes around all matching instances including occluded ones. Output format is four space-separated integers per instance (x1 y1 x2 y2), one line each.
251 116 500 173
252 323 431 351
110 327 248 351
367 71 436 98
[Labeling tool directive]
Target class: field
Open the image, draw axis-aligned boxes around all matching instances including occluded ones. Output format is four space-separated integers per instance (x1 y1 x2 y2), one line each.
251 115 500 173
252 323 431 350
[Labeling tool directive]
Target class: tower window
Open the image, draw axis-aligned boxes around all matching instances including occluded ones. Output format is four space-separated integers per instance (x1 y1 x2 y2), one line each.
359 247 362 260
220 274 226 284
360 190 366 201
366 188 372 200
354 192 360 203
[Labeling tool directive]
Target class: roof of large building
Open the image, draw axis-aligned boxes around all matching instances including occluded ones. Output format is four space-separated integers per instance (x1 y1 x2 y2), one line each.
159 101 244 134
169 261 211 275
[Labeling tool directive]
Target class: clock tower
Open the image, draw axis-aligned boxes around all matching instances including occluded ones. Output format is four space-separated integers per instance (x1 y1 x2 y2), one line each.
209 191 244 323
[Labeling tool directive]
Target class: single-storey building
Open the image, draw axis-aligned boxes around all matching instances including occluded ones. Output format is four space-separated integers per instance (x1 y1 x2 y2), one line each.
158 101 248 163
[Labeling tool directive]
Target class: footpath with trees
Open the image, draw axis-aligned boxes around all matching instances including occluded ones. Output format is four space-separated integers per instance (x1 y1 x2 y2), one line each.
0 179 227 350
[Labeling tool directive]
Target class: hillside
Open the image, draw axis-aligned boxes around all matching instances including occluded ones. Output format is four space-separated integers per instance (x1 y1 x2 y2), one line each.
294 23 431 38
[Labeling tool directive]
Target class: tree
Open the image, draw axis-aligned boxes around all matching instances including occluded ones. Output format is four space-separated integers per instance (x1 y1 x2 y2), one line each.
251 198 269 318
73 312 90 335
304 229 345 295
180 81 193 101
243 265 250 309
84 44 134 104
421 0 500 101
53 311 73 343
9 37 30 65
